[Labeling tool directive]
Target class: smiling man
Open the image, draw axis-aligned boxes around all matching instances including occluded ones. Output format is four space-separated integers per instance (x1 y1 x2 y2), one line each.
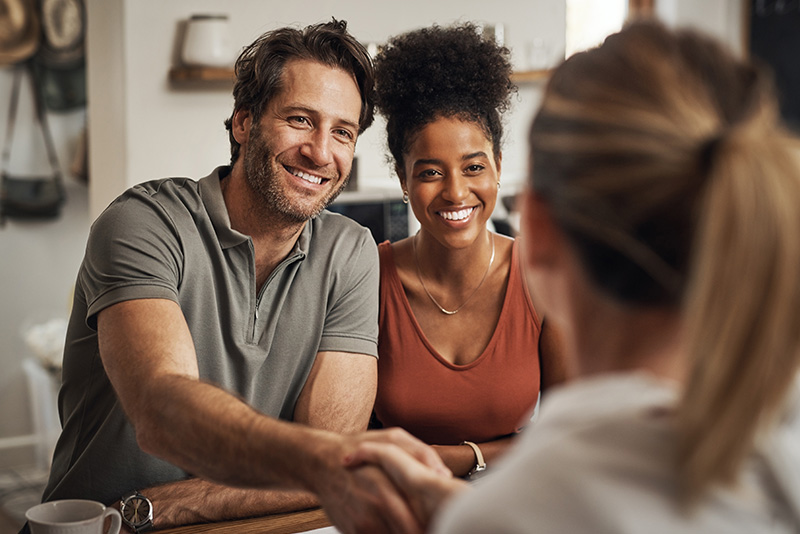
30 19 439 534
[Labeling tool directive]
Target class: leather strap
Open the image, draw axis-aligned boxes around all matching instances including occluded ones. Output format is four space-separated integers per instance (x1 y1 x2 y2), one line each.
461 440 486 475
2 61 63 180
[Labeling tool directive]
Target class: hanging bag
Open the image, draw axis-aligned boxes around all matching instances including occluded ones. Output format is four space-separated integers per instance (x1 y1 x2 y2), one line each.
0 61 65 223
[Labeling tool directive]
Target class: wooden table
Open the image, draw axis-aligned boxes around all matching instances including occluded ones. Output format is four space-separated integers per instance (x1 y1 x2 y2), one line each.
157 507 332 533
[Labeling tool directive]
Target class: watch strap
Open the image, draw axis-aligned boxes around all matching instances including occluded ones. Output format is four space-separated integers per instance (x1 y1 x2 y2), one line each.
461 440 486 477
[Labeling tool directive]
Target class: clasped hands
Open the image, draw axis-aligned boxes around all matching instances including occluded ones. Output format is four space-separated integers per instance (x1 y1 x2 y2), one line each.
318 428 468 534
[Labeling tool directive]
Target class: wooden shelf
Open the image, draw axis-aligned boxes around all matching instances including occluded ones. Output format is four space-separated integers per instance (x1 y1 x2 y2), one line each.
510 69 552 83
168 66 235 84
169 66 551 86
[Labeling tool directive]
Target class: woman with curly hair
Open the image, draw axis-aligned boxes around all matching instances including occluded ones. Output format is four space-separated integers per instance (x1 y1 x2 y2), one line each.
370 23 571 479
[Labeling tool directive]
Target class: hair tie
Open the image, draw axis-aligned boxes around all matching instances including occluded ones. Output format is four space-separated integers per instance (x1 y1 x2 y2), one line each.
699 134 724 171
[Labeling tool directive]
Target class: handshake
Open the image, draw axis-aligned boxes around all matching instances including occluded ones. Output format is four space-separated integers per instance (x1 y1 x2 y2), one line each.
313 428 469 534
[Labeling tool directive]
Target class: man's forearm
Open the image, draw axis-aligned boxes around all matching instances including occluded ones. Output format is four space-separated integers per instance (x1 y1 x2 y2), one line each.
98 300 336 492
130 351 377 529
131 478 318 530
133 374 342 492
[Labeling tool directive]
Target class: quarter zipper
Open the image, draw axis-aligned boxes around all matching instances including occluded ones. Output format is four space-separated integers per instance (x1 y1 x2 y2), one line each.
251 248 305 341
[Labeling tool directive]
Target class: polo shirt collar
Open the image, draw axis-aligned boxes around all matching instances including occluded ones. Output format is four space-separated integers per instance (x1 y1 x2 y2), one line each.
198 165 312 257
200 166 248 249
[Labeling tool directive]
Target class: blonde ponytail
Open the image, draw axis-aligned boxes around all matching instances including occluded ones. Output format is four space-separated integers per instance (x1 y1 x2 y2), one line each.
678 116 800 504
530 19 800 506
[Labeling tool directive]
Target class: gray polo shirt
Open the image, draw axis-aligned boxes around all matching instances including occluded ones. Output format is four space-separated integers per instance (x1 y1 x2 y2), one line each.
42 166 379 505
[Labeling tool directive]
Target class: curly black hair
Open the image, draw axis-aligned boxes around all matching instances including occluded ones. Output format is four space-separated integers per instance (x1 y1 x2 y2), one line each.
374 23 516 171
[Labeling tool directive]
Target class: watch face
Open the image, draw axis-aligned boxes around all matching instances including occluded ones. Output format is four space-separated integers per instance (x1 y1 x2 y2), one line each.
122 496 152 526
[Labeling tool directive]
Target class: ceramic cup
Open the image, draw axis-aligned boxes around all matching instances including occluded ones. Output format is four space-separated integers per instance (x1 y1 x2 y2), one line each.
26 499 121 534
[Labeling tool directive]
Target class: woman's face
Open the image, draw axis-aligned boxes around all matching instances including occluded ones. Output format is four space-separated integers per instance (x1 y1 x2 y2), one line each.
400 117 500 249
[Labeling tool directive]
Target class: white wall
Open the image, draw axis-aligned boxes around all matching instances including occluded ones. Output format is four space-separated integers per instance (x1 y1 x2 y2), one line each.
656 0 745 55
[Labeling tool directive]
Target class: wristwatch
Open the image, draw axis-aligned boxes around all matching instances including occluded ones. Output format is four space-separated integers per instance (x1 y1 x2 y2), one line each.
120 490 153 532
461 441 487 478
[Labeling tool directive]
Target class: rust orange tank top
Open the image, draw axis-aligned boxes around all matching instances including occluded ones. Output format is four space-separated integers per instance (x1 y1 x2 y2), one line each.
374 240 542 445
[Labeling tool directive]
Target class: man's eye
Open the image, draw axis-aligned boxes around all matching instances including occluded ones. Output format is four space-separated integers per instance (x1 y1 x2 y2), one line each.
334 128 354 140
289 116 309 125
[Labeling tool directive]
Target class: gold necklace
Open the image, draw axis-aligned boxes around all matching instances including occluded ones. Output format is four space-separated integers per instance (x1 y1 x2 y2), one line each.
413 231 495 315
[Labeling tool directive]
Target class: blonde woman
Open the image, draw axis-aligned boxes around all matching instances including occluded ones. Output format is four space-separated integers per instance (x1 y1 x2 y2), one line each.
347 20 800 533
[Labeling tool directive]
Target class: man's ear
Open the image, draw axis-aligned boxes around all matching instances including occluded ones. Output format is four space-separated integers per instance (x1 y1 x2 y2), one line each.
520 190 563 270
231 109 252 145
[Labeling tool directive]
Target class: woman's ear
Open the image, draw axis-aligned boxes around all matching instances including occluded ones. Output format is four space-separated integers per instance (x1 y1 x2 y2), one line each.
231 109 252 145
395 165 407 189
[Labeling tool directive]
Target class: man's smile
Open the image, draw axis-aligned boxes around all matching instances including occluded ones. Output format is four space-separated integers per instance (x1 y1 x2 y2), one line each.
284 165 332 186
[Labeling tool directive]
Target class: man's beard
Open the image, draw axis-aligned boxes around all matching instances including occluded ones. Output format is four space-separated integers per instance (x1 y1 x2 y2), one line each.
243 123 350 224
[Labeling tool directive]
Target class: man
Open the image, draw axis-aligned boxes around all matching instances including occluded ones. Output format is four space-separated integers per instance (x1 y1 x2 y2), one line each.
33 19 443 534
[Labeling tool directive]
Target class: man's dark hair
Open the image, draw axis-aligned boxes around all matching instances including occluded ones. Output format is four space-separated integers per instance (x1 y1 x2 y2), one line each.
224 18 375 165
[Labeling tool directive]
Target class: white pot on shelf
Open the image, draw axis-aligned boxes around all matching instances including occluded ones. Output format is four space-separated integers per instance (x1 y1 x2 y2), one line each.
181 14 235 68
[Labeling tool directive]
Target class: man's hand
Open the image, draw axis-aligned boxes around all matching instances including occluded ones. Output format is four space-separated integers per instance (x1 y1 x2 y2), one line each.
342 429 469 529
318 464 422 534
345 428 451 477
301 427 450 534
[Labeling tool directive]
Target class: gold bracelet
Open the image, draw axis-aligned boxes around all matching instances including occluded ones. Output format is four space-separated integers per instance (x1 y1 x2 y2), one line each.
460 440 486 477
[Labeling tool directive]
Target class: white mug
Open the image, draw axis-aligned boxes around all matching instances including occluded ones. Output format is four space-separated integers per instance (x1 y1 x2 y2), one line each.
26 499 121 534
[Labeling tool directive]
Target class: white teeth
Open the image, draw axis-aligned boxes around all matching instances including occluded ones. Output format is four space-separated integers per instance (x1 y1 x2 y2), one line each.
438 207 474 221
289 168 324 185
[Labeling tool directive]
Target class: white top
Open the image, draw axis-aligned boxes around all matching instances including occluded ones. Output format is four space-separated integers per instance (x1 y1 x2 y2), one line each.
432 372 800 533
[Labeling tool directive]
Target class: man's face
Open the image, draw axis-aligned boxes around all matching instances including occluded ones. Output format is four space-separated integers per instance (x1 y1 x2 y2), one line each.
242 59 362 223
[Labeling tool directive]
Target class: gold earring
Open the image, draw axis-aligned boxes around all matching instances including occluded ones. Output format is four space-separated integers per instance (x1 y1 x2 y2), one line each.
402 190 409 204
496 181 501 190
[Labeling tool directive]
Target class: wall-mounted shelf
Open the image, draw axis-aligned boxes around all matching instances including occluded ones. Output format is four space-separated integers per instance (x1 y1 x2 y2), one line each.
168 66 235 84
510 69 552 83
168 66 551 86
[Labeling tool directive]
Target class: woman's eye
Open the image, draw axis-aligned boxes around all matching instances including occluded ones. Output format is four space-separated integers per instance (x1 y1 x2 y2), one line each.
418 169 441 179
466 164 485 174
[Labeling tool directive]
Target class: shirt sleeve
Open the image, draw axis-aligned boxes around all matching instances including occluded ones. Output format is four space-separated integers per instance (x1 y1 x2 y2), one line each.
317 227 379 358
79 188 184 330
